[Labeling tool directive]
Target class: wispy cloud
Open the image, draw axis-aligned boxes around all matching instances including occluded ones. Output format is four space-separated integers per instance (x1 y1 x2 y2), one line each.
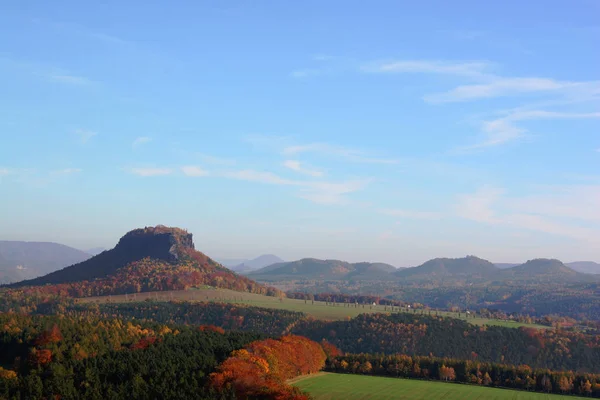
0 168 11 177
74 129 97 144
380 209 442 220
222 169 369 205
299 180 369 205
181 166 209 177
362 60 490 79
49 74 93 85
283 160 323 177
424 77 579 103
456 185 600 243
132 136 152 148
459 110 600 150
283 142 398 164
51 168 82 175
223 170 297 185
128 167 173 177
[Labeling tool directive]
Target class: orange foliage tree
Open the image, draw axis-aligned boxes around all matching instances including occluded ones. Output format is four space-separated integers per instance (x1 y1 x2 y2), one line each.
210 335 326 400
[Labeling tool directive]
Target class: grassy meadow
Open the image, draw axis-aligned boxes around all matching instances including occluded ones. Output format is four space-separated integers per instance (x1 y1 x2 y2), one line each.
292 373 584 400
78 287 548 328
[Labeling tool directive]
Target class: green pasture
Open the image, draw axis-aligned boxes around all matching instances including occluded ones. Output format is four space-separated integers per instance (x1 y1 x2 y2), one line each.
79 287 548 329
293 373 584 400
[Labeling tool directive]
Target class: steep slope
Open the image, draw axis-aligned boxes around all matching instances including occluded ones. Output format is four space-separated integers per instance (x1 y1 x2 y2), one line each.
7 225 281 297
248 258 397 281
232 254 285 273
0 241 92 284
84 247 106 256
500 259 585 282
395 256 498 282
567 261 600 274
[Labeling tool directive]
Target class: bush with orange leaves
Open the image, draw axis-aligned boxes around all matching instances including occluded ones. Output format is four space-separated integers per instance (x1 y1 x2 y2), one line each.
210 335 326 400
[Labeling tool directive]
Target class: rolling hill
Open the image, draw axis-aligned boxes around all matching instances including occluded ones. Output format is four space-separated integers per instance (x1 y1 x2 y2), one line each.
6 225 281 297
231 254 285 273
248 258 398 281
395 256 498 281
0 241 92 284
499 258 585 282
566 261 600 274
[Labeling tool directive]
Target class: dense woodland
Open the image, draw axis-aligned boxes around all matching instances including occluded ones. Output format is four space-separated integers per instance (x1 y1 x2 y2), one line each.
0 313 264 399
61 302 600 373
327 353 600 397
70 301 305 336
291 313 600 373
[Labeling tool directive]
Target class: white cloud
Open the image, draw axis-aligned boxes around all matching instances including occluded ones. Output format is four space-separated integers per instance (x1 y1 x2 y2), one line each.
283 142 398 164
128 167 173 177
283 160 323 177
460 110 600 150
51 168 82 175
181 166 209 177
0 168 11 176
299 180 369 205
50 74 93 85
455 185 504 224
456 185 600 243
380 209 441 220
74 129 97 144
132 136 152 148
222 169 368 205
425 77 576 103
362 60 490 79
223 170 297 185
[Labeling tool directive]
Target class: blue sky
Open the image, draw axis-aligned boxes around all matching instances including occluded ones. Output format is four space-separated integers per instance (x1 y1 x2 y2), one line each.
1 1 599 266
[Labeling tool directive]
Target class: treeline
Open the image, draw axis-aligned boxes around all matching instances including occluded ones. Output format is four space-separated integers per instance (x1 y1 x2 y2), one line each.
0 313 263 399
291 313 600 373
71 301 306 335
327 353 600 397
210 335 328 399
287 292 407 307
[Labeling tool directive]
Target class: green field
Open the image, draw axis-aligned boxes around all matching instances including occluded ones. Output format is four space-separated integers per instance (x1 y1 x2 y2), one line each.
293 373 583 400
79 288 548 328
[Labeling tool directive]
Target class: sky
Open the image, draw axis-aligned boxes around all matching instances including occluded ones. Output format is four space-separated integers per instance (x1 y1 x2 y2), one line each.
1 1 599 267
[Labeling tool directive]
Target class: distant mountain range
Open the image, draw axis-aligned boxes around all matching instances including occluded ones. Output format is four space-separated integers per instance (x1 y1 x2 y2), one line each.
247 258 399 281
249 256 599 284
495 261 600 275
216 255 285 272
0 241 92 284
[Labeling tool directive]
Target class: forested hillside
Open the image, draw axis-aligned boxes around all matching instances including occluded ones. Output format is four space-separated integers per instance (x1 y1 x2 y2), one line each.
5 226 282 298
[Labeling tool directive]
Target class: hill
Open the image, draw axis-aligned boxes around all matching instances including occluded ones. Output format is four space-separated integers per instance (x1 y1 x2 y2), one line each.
248 258 398 281
232 254 285 273
84 247 106 256
567 261 600 274
0 241 91 284
500 258 584 282
7 225 281 297
395 256 498 282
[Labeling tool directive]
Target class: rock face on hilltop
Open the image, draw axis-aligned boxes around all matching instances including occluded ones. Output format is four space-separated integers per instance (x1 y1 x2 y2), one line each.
8 225 281 298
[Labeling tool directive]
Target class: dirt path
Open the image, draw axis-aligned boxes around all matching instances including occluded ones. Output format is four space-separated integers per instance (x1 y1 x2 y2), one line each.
287 372 329 385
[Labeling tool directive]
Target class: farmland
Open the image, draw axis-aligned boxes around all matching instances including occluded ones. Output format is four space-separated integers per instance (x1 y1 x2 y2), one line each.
293 373 585 399
78 287 548 328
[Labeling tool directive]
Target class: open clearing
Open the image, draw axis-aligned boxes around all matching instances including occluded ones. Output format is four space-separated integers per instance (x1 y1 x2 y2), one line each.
78 288 548 328
293 373 584 400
